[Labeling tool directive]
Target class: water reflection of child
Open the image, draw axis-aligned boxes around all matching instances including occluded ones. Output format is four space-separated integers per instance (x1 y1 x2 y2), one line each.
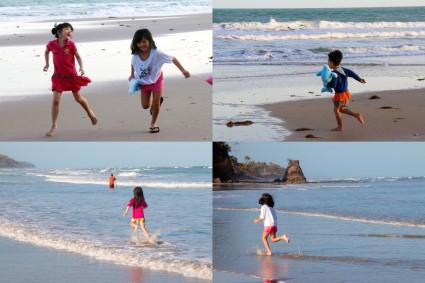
254 193 290 256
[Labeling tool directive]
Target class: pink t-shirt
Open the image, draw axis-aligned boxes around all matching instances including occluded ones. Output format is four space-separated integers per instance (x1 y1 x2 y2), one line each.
46 39 77 76
127 198 148 219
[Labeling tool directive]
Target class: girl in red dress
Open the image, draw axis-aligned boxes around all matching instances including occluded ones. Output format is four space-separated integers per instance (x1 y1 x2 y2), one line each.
43 22 97 137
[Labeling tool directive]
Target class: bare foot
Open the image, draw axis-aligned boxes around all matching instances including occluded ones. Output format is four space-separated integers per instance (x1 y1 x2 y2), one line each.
356 113 365 125
89 110 98 125
331 127 343 131
283 234 290 244
46 125 57 137
266 252 272 256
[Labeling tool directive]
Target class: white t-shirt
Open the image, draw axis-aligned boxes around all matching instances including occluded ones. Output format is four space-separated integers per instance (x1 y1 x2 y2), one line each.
131 48 174 85
259 205 277 227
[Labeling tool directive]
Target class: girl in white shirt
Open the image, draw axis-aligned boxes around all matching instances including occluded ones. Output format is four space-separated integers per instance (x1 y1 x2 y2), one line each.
254 193 290 255
129 29 190 133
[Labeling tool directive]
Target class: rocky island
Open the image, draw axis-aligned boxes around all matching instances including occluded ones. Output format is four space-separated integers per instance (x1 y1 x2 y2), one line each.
0 154 35 168
213 142 306 184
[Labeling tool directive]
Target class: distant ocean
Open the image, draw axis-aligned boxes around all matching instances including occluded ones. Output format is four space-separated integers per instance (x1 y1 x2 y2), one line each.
0 166 212 280
213 176 425 282
214 7 425 66
0 0 211 22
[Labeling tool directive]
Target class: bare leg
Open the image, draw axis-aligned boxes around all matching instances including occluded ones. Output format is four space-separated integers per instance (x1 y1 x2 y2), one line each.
141 90 153 110
140 221 151 240
340 106 365 125
46 91 62 137
332 105 343 131
72 91 97 125
270 232 288 243
150 91 162 129
130 220 138 234
262 232 272 255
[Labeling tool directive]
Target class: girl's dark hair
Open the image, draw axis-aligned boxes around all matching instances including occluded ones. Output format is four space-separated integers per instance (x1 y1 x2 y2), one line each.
328 50 343 66
258 193 275 207
133 186 145 208
130 29 157 54
51 22 74 38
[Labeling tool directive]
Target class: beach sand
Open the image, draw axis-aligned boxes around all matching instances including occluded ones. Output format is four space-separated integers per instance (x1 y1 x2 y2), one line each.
0 78 211 141
0 236 208 283
0 14 212 141
263 88 425 141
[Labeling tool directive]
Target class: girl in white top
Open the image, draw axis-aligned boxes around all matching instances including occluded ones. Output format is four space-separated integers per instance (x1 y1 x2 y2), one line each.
128 29 190 133
254 193 290 255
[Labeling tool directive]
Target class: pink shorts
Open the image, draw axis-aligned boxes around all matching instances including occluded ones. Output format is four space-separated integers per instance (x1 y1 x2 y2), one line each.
264 226 277 235
141 73 163 93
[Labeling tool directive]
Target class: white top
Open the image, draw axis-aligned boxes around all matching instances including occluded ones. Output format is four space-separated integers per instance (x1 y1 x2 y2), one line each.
131 48 173 85
259 204 277 227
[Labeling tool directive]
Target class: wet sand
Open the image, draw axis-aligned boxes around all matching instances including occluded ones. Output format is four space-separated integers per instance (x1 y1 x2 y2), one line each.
263 88 425 141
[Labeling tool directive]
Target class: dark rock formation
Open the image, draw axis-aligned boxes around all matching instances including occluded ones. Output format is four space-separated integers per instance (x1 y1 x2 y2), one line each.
282 160 306 183
0 154 35 168
213 142 235 182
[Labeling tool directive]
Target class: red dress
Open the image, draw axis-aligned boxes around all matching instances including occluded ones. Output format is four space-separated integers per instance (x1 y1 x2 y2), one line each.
46 39 91 92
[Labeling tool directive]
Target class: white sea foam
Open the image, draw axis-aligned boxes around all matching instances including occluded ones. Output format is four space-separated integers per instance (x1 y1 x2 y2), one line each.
215 207 425 229
216 31 425 41
118 172 139 177
0 219 212 280
0 1 211 22
39 174 211 189
214 19 425 31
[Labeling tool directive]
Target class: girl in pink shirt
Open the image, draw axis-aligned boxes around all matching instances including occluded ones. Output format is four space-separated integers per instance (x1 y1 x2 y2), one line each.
43 22 97 137
123 186 151 239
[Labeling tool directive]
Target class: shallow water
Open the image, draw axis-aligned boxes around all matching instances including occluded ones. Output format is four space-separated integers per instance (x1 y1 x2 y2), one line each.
213 7 425 141
213 177 425 282
0 167 212 280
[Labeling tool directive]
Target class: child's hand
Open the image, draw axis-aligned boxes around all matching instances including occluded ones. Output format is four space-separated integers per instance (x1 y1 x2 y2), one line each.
123 212 127 217
360 79 366 84
43 65 49 72
128 75 135 82
182 70 190 78
79 68 85 76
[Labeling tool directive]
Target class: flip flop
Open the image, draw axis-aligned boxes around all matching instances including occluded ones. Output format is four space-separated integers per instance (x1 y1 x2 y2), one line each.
150 97 164 115
150 126 160 133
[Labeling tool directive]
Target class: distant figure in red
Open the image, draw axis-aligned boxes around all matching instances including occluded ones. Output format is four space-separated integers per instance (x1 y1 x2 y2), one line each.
109 174 116 188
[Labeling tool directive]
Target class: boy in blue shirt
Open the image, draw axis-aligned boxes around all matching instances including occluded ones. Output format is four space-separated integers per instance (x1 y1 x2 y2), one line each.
327 50 366 131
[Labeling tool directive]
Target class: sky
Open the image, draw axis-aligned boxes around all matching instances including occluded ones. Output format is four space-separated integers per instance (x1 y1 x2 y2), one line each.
0 142 211 168
228 142 425 179
214 0 425 9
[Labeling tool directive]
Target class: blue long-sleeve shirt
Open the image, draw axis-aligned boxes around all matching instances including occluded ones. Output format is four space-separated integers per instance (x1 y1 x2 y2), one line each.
327 67 362 94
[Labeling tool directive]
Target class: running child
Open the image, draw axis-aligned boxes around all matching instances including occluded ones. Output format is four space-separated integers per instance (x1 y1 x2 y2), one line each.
326 50 366 131
128 29 190 133
254 193 290 255
43 22 97 137
123 186 151 239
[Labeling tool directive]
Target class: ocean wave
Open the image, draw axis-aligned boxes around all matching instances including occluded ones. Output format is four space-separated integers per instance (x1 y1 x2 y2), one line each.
0 219 212 280
214 46 425 65
40 175 211 189
0 1 211 22
214 18 425 31
316 176 425 184
118 172 139 177
214 207 425 228
216 30 425 41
